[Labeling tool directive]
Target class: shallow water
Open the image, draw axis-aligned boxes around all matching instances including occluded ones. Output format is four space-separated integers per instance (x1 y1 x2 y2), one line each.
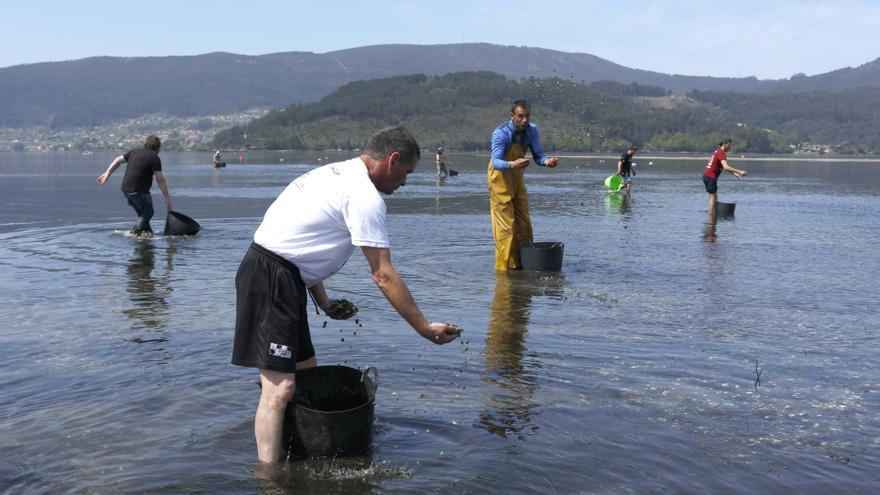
1 151 878 493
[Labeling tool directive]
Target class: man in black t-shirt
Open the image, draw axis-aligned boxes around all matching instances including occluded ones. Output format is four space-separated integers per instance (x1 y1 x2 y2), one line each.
616 145 638 193
97 135 173 234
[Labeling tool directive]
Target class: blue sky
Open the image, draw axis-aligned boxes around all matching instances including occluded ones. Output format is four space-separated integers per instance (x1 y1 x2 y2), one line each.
2 0 878 79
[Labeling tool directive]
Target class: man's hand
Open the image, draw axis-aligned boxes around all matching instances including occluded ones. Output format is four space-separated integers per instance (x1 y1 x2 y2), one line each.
323 299 358 320
420 322 462 344
96 173 109 185
544 157 559 168
510 158 530 169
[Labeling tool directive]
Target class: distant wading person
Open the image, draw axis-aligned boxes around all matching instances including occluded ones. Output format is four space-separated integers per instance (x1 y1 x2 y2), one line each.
703 138 747 219
96 135 173 235
488 99 559 270
436 147 449 178
616 145 638 193
231 126 462 464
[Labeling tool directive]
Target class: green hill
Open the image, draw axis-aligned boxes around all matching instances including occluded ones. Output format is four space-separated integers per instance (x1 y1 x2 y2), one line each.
691 88 880 152
213 72 825 153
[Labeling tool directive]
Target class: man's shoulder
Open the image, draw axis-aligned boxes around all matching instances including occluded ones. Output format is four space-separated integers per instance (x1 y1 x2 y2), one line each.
525 123 541 139
326 158 376 193
493 121 510 134
331 156 367 174
129 148 159 159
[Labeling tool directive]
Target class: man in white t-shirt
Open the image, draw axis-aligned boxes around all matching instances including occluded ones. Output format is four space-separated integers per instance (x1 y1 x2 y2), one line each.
232 126 462 464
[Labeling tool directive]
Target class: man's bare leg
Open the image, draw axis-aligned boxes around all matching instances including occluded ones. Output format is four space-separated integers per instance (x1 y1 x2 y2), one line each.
255 369 295 463
254 357 318 463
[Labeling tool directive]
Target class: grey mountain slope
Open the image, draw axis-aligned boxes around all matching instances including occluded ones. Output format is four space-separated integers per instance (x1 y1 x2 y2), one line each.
1 43 877 127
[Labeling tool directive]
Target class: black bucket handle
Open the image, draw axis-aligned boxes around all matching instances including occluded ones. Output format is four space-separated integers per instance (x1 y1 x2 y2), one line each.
361 367 378 401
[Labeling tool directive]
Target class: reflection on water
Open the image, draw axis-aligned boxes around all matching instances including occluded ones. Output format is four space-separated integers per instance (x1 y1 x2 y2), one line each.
434 176 445 212
123 239 174 339
479 272 542 438
2 153 880 493
702 220 717 243
212 167 223 189
604 191 631 216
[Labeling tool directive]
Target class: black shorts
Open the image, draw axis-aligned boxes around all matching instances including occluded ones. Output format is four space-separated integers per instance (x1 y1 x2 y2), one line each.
232 243 315 373
703 175 718 194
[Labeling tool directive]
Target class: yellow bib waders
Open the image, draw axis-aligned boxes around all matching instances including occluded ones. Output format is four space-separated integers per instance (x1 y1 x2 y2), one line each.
488 143 533 270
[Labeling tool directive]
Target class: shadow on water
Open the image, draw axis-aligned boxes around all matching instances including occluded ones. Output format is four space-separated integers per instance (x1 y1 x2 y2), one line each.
477 271 565 439
122 238 175 340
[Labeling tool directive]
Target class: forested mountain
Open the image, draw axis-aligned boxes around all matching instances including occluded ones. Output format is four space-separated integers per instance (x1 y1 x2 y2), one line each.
2 43 879 128
212 72 798 153
693 88 880 152
780 58 880 92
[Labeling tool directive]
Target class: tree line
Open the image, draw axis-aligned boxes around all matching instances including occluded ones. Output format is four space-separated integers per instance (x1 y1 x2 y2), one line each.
213 71 880 154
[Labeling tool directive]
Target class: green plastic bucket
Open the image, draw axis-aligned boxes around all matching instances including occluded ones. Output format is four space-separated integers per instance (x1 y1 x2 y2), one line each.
604 175 623 192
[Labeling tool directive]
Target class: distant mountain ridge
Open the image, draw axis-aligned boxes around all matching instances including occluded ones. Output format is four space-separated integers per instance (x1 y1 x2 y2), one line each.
1 43 879 128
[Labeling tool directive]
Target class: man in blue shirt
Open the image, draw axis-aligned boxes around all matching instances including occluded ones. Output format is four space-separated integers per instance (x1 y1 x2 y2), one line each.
487 100 558 270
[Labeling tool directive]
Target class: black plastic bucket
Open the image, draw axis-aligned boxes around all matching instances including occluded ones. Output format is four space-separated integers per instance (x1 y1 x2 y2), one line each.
163 211 200 236
520 242 564 272
715 202 736 217
285 366 378 458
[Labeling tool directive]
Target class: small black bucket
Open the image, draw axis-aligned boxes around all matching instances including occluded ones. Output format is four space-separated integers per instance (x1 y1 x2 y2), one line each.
285 366 378 458
715 202 736 217
163 211 200 236
520 242 565 272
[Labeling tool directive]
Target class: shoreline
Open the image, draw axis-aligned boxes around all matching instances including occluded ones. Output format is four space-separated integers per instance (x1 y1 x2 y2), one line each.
5 148 880 163
551 154 880 163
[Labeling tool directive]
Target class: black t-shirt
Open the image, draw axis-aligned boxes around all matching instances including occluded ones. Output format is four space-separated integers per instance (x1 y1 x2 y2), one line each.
619 152 633 176
121 148 162 193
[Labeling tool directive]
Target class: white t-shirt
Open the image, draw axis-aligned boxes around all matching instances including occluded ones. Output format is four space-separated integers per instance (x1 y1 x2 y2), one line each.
254 157 390 286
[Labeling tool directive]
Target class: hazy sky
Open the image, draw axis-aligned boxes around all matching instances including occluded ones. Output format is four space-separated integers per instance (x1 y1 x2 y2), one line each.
2 0 877 79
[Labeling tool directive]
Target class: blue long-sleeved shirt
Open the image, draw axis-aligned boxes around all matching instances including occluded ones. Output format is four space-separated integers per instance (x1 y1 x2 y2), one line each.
490 120 549 171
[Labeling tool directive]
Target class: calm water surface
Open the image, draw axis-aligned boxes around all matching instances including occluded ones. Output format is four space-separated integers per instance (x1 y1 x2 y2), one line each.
1 151 878 493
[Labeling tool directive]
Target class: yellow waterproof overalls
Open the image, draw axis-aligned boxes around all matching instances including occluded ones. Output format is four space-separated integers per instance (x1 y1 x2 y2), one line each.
488 142 533 270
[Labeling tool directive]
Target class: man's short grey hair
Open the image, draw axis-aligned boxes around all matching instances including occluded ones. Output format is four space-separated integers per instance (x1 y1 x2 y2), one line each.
364 126 421 164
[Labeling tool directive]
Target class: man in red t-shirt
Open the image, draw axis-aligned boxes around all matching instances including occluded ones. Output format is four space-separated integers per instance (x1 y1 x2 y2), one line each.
703 138 747 218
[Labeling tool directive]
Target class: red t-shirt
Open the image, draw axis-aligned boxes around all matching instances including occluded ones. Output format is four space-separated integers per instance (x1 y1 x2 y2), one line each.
704 148 726 179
